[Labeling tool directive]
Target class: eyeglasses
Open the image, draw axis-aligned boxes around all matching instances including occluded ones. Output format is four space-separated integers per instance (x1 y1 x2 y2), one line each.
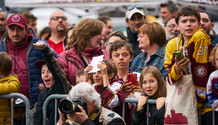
128 5 143 11
50 16 67 21
167 24 176 28
106 43 113 47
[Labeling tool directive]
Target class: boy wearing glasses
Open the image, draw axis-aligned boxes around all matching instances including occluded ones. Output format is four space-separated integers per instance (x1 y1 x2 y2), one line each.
43 10 68 54
125 5 146 58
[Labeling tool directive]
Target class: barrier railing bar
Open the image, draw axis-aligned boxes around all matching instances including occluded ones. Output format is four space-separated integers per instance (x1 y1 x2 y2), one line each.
42 94 215 125
147 103 149 125
0 93 31 125
121 98 156 125
11 98 14 125
55 99 58 124
122 101 125 120
42 94 67 125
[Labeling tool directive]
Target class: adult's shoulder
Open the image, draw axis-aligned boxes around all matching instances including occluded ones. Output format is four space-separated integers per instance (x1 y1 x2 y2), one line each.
192 29 210 40
100 107 125 124
59 47 77 57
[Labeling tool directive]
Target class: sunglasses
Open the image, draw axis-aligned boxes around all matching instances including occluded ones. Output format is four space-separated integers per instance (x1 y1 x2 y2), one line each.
128 5 143 11
50 16 67 21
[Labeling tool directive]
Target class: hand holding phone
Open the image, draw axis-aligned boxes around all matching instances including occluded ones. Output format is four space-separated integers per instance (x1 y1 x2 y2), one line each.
173 51 185 60
127 73 138 86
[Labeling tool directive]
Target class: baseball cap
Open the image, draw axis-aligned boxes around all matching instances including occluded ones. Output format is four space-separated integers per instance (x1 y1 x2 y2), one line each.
15 98 25 108
7 14 27 28
34 59 46 70
126 5 145 19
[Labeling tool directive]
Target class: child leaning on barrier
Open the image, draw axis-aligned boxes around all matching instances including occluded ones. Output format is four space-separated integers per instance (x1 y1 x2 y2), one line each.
109 40 142 125
132 66 166 125
33 41 71 125
0 52 20 125
207 44 218 112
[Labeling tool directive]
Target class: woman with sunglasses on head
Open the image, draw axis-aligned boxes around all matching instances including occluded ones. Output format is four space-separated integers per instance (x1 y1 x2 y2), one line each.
130 22 167 80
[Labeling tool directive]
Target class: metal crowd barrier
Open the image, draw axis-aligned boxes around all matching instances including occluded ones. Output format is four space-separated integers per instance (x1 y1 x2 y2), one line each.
42 94 67 125
0 93 31 125
42 94 216 125
122 98 156 125
42 94 156 125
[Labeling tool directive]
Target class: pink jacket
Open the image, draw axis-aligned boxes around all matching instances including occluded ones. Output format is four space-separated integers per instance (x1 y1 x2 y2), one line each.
57 47 109 85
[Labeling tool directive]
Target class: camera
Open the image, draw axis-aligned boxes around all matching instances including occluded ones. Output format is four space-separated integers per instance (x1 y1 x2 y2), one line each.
58 97 87 114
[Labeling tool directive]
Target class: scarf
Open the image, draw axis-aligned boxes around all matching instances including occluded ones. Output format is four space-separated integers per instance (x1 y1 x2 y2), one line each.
81 47 103 59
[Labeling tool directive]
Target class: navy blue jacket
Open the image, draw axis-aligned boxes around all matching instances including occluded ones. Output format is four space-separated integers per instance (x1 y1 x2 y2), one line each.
0 28 43 104
210 34 218 47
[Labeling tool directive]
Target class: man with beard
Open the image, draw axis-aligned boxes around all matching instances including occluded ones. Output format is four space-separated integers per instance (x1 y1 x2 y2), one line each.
44 10 68 54
0 10 6 40
0 14 44 105
199 12 218 47
165 18 180 42
125 5 146 58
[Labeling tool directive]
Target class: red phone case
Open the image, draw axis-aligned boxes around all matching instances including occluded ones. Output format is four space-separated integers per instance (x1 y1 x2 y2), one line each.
128 73 138 86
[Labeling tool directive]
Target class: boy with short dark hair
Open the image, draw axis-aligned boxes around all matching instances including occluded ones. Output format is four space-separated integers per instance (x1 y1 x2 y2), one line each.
109 40 141 125
164 5 215 124
0 52 20 124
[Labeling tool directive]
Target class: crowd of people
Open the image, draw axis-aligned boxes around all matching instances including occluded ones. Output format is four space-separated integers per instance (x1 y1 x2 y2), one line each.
0 0 218 125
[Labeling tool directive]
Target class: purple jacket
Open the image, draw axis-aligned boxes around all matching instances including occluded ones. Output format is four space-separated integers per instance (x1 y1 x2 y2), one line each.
57 47 109 85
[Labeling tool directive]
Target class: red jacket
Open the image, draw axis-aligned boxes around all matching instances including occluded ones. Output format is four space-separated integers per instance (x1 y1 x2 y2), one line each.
57 47 109 85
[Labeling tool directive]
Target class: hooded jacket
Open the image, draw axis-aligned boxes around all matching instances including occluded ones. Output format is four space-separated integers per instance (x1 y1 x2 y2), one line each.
57 47 110 85
0 75 20 125
0 28 43 104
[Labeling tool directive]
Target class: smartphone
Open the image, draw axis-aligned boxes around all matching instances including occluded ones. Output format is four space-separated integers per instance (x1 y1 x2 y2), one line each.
172 51 185 60
127 73 138 86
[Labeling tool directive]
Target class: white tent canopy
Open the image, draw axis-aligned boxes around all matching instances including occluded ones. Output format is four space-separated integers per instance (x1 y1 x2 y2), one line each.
4 0 218 8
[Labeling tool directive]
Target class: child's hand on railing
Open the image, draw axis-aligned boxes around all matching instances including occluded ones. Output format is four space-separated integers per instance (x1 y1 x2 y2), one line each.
156 97 166 110
137 95 148 111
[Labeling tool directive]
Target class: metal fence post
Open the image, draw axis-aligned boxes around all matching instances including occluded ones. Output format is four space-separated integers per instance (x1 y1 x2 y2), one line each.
42 94 67 125
41 94 216 125
0 93 31 125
